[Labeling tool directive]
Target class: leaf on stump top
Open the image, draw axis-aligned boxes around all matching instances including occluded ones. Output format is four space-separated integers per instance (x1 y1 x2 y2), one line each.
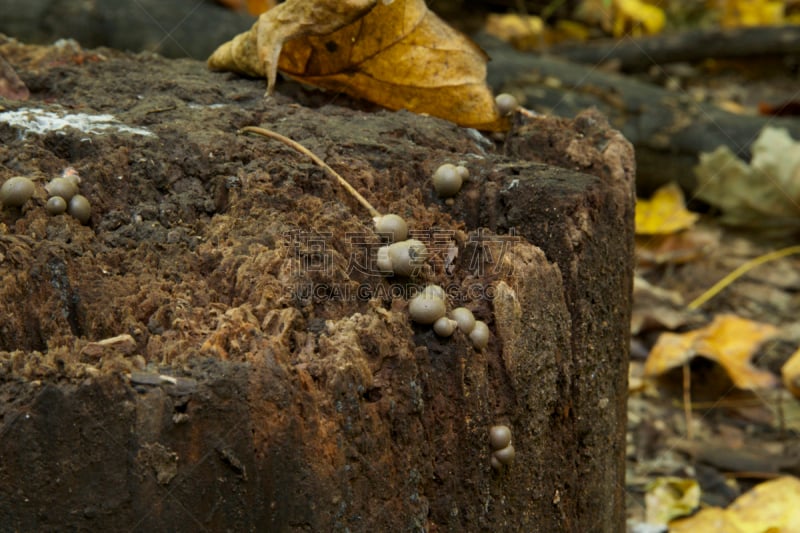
209 0 508 131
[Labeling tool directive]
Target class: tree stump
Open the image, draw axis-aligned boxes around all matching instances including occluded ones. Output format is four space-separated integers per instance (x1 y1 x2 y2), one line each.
0 38 634 532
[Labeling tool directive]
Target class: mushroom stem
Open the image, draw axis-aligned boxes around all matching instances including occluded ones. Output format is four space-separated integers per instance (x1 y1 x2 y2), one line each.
240 126 381 218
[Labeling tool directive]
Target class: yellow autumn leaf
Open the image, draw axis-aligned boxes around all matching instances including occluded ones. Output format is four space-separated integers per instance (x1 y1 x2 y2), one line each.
782 346 800 399
635 182 699 235
670 476 800 533
645 477 700 525
643 329 703 376
612 0 665 37
645 314 779 390
694 315 779 389
716 0 785 27
485 14 546 50
208 0 508 131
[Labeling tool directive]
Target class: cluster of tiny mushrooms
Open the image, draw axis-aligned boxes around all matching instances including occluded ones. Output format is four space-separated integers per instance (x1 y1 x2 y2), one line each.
2 93 521 465
241 93 520 467
489 425 516 470
241 123 492 350
0 170 91 223
241 93 524 471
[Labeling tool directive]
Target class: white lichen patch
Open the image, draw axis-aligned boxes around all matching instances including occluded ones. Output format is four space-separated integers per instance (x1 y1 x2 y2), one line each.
0 107 155 137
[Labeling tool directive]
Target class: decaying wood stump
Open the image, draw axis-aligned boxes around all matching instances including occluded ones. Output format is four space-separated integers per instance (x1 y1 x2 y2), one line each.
0 38 634 532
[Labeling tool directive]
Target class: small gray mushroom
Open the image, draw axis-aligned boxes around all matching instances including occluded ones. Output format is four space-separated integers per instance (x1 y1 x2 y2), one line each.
388 239 428 277
46 196 68 215
408 291 446 325
493 443 515 466
374 213 408 242
469 320 490 350
495 93 519 117
68 194 91 224
432 163 462 198
45 177 78 201
489 425 512 450
0 176 35 208
450 307 476 334
433 316 458 337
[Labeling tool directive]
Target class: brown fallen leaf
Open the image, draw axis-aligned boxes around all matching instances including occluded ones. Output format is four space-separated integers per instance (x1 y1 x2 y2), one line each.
214 0 275 16
208 0 507 131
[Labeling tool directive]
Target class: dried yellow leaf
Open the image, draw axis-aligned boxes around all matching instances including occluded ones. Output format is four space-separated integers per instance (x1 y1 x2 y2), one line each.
717 0 785 27
670 476 800 533
782 346 800 399
645 477 700 525
644 329 703 377
635 182 699 235
645 314 779 390
612 0 665 37
694 315 779 389
485 14 545 50
209 0 508 131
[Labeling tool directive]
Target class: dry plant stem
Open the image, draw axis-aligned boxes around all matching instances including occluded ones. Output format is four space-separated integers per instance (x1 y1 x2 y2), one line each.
687 245 800 310
682 362 693 442
241 126 381 218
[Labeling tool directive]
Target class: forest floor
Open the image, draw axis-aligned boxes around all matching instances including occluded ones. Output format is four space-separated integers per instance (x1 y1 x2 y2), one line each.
622 55 800 529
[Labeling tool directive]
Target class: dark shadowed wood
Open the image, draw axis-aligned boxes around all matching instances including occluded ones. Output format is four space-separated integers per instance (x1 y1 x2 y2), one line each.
551 25 800 72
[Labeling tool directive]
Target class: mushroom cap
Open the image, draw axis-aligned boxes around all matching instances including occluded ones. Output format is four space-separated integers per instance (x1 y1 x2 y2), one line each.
432 163 463 198
408 292 446 324
433 316 457 337
450 307 476 334
68 194 91 224
376 245 393 273
469 320 490 350
421 284 446 301
388 239 428 277
45 177 78 201
46 196 68 215
0 176 35 208
489 425 512 450
374 213 408 242
495 93 519 117
493 443 515 465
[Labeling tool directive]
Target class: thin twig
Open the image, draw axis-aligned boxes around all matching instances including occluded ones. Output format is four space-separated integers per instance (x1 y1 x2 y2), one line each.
687 245 800 310
240 126 380 218
682 362 693 442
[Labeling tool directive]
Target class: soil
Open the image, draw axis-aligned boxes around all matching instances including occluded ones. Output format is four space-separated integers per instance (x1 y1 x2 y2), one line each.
0 36 634 531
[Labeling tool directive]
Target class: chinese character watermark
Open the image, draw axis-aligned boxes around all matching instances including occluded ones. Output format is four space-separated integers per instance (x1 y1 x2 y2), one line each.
281 227 520 301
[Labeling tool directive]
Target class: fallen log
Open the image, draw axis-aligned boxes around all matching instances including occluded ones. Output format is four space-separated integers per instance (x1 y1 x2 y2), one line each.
550 25 800 72
479 34 800 193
